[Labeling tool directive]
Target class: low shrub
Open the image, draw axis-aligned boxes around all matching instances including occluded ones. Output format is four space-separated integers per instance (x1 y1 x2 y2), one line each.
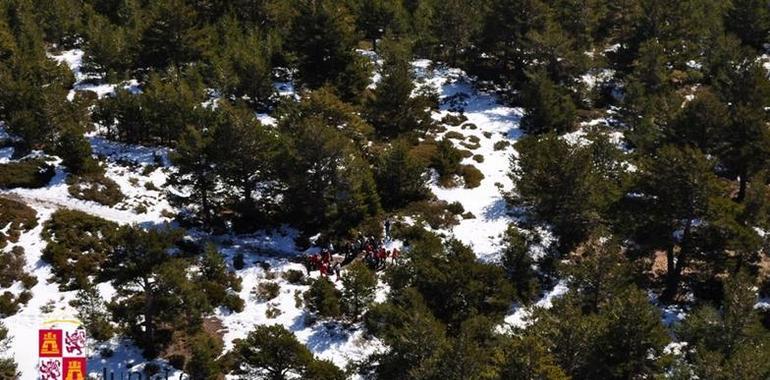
441 113 468 126
42 210 121 289
255 281 280 301
282 269 306 285
0 159 55 189
472 154 484 163
67 173 125 206
0 246 28 288
446 201 465 215
444 131 465 140
0 198 37 248
303 277 342 320
493 140 510 151
462 165 484 189
401 200 459 229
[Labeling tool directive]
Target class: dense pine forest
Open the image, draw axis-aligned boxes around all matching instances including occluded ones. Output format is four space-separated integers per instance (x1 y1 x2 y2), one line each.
2 0 770 379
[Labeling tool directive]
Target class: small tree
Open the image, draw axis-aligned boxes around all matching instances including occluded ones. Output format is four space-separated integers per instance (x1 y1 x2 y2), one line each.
375 141 429 209
71 285 113 342
303 277 342 320
520 67 576 135
500 227 538 303
0 322 18 379
233 324 313 380
341 261 377 321
186 332 223 380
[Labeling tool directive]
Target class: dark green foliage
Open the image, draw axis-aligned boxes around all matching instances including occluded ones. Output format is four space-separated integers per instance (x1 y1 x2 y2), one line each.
303 277 342 320
500 227 539 303
206 17 274 108
725 0 770 50
42 209 121 290
66 172 125 206
0 198 36 249
375 141 429 209
281 115 381 237
186 332 223 380
70 284 114 342
288 0 370 101
677 272 770 379
431 138 463 186
341 261 376 321
511 133 626 252
520 68 576 135
363 288 450 379
137 0 207 71
387 232 515 329
526 287 669 379
627 145 754 302
232 324 343 379
198 244 243 312
0 322 18 379
94 73 205 146
366 39 435 137
0 158 54 189
210 101 282 228
169 124 220 227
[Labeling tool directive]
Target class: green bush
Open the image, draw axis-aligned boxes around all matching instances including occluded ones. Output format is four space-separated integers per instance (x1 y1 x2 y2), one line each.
462 165 484 189
472 154 484 163
0 198 37 249
446 201 465 215
445 131 465 140
493 140 510 151
400 201 459 230
303 277 342 320
255 281 281 301
67 173 124 206
0 159 55 189
42 210 121 289
283 269 306 285
0 246 27 288
441 113 467 126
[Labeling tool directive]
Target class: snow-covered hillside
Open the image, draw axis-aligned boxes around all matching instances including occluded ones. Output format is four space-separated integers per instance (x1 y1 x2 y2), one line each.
0 49 540 379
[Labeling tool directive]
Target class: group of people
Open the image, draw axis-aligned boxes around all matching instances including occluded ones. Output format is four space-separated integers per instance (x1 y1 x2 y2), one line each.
302 234 401 279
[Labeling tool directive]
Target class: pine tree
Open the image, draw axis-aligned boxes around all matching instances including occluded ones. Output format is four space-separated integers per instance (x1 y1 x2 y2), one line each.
212 101 282 226
715 60 770 202
520 67 576 135
282 116 381 236
71 284 114 342
726 0 770 50
341 261 376 322
365 288 449 379
233 324 315 380
511 133 625 252
633 145 725 302
375 140 429 210
197 244 243 312
303 277 342 320
186 332 223 380
353 0 409 50
0 322 18 380
289 0 370 101
366 39 435 138
137 0 207 71
677 272 770 379
170 122 221 227
500 227 539 303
